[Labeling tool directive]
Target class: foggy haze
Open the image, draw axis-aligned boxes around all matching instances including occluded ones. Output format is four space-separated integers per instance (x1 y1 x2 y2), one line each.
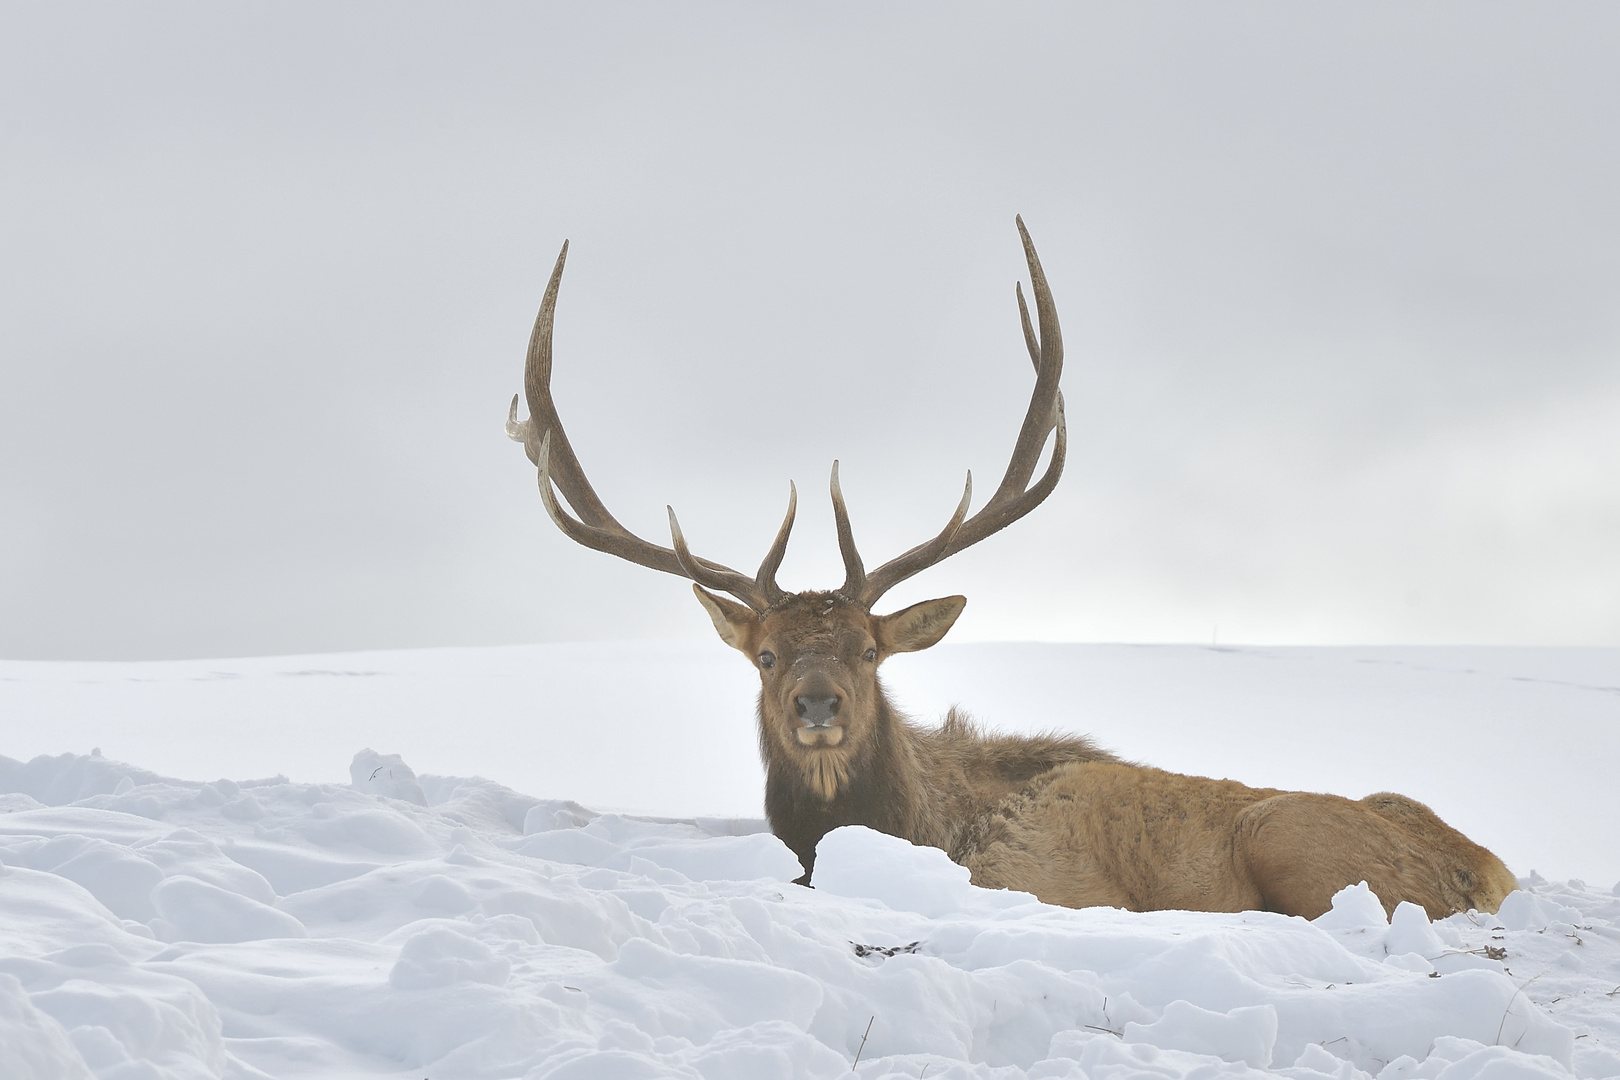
2 3 1617 660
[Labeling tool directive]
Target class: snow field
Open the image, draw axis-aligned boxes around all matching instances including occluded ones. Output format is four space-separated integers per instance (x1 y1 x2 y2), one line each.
3 642 1615 884
1 748 1617 1080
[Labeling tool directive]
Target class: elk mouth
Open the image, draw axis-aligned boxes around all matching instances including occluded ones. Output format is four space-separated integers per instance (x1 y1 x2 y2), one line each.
794 723 845 747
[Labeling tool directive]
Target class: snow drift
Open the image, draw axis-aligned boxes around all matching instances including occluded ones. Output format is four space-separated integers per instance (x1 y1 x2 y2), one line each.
1 747 1616 1080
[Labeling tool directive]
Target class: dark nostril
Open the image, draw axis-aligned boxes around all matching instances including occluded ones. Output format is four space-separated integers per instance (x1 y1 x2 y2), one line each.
794 693 841 725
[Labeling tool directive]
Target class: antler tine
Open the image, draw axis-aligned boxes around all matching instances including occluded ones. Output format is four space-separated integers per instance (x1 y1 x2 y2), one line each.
1016 282 1040 373
829 461 866 600
978 215 1064 506
843 470 973 607
666 507 767 602
510 240 776 611
753 483 797 607
855 215 1066 608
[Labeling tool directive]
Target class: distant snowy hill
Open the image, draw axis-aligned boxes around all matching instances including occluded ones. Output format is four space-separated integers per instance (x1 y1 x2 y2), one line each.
1 643 1617 1078
2 642 1615 879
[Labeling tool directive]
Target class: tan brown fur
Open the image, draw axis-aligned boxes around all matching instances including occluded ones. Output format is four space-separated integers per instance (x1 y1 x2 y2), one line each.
958 764 1516 919
702 589 1517 920
806 753 850 802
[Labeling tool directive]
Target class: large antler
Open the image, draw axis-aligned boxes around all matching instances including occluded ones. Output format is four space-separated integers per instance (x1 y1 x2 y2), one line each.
505 241 795 612
834 215 1066 609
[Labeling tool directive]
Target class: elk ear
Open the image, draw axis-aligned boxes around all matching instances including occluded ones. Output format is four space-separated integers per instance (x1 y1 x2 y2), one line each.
875 595 966 655
692 585 757 654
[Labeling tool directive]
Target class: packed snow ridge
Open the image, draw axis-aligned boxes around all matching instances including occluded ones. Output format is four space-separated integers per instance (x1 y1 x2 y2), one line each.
1 748 1616 1080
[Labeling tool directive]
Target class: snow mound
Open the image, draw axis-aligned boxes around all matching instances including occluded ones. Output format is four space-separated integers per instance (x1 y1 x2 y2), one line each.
812 825 1037 917
0 749 1615 1080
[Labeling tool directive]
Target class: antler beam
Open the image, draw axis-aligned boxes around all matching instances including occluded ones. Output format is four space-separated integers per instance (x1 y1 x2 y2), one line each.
835 215 1066 608
506 241 793 612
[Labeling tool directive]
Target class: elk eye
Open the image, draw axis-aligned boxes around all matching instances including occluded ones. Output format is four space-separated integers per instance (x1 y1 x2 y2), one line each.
758 651 776 669
862 648 877 662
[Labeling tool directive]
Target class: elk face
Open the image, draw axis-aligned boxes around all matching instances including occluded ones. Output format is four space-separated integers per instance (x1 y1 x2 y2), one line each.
693 588 965 798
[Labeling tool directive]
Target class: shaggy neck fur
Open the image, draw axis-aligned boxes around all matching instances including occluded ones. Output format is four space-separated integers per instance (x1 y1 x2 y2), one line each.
804 753 852 803
761 686 1116 886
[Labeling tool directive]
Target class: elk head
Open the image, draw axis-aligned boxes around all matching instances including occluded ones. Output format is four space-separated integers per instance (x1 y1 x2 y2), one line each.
507 219 1065 801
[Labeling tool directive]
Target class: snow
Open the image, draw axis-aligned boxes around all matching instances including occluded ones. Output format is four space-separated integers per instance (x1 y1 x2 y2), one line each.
2 642 1615 882
1 641 1618 1079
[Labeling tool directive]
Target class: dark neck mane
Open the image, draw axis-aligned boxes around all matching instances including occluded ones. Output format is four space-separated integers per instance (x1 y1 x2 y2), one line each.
763 693 923 884
762 691 1116 885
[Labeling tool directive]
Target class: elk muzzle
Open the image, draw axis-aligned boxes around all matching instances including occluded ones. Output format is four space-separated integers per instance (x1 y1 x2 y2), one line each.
791 673 846 746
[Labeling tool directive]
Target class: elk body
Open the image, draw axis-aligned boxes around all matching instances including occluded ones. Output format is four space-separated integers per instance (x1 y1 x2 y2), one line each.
506 220 1517 920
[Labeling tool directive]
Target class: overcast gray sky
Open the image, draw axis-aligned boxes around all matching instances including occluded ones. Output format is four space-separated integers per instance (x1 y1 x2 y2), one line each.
2 3 1617 660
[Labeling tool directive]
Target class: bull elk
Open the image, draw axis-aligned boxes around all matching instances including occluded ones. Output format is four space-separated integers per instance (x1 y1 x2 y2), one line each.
505 219 1516 919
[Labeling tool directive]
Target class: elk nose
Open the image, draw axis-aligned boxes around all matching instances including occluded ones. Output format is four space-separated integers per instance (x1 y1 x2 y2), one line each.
794 693 841 727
